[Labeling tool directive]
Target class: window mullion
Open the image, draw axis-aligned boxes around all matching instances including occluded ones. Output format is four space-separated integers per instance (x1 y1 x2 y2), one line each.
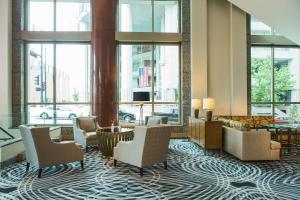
271 47 275 119
53 43 57 125
54 0 57 32
152 0 154 32
152 44 155 115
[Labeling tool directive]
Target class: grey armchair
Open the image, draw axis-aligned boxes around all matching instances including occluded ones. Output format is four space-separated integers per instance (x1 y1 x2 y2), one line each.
73 116 101 152
19 125 84 178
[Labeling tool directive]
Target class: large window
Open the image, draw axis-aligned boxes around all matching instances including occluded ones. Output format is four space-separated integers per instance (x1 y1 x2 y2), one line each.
117 0 180 124
118 0 179 32
118 44 180 124
28 0 91 31
251 47 300 122
25 0 92 125
250 16 300 122
27 43 91 124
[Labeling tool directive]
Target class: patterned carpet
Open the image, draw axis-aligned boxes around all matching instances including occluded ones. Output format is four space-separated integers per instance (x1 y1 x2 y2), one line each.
0 140 300 200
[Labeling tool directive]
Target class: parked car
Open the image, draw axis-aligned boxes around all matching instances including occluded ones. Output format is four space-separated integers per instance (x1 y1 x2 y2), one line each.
273 116 289 123
119 110 136 122
40 106 82 120
154 108 179 122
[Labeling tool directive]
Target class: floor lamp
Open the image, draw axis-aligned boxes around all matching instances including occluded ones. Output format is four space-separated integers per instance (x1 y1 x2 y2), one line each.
133 92 150 125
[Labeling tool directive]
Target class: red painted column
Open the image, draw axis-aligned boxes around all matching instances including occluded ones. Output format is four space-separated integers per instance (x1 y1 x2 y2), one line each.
92 0 117 127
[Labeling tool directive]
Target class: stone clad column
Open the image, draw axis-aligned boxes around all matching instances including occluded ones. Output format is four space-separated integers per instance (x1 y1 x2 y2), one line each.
92 0 117 126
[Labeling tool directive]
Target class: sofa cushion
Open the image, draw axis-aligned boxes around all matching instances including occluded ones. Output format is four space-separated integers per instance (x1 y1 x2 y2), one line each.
217 115 273 130
270 140 281 149
218 118 248 130
218 118 231 126
252 116 273 126
229 120 248 130
79 118 96 132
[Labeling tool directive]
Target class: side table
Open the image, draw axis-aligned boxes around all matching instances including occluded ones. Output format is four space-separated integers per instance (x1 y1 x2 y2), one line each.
97 127 134 158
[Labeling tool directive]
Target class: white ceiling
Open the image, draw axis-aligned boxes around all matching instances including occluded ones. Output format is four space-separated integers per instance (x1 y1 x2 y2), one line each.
227 0 300 46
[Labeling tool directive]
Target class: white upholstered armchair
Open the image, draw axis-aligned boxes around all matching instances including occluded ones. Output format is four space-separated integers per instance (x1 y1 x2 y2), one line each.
72 116 101 152
19 125 84 178
113 126 171 176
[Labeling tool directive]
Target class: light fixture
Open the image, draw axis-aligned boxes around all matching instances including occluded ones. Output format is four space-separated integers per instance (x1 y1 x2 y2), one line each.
133 92 150 125
203 98 216 121
192 99 202 118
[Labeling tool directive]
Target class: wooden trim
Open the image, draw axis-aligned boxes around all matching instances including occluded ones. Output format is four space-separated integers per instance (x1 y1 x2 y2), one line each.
116 32 182 43
21 31 91 42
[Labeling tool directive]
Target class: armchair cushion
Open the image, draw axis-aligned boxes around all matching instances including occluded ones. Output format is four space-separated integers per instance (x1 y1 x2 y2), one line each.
79 118 96 132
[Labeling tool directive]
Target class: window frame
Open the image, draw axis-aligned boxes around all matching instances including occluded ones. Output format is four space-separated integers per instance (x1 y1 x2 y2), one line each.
24 0 92 125
117 0 181 33
26 0 92 32
117 42 182 124
249 15 300 120
116 0 182 125
25 41 92 125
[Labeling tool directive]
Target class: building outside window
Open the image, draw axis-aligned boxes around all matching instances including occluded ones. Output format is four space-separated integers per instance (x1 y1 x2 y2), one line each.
25 0 91 125
117 0 181 124
250 17 300 122
28 0 90 31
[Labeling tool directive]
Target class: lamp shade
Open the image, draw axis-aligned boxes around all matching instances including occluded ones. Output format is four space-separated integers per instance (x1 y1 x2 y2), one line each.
133 92 150 101
203 98 215 110
192 99 202 109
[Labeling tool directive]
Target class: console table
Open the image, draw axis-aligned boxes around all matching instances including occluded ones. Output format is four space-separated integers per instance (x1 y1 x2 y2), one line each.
188 117 223 155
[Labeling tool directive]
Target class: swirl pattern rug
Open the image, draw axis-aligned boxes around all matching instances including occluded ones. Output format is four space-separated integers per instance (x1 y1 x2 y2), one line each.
0 140 300 200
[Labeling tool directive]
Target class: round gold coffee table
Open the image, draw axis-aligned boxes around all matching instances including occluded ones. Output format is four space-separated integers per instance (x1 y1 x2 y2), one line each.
97 127 134 158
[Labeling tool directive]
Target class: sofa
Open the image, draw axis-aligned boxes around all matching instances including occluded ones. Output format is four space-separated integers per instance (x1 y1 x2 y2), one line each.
217 116 281 161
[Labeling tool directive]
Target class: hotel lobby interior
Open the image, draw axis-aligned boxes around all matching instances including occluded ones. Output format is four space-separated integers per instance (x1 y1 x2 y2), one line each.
0 0 300 199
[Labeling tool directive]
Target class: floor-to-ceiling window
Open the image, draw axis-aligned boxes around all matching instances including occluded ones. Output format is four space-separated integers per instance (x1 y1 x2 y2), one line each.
25 0 91 125
250 17 300 122
117 0 181 124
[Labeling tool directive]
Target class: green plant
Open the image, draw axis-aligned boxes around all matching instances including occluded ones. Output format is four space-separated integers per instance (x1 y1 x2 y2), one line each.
72 89 80 102
289 104 299 122
251 57 295 102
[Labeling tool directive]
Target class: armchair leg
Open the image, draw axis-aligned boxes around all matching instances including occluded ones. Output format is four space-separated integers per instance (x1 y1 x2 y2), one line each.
26 162 30 172
163 161 168 169
140 168 144 176
38 168 43 178
85 146 88 153
114 159 117 167
80 160 84 169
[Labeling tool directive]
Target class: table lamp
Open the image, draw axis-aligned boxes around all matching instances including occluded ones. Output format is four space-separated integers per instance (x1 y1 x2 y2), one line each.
133 92 150 125
203 98 215 121
192 99 202 118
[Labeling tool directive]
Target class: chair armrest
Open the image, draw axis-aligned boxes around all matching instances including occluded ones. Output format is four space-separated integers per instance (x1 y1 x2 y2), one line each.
52 142 79 151
95 121 102 131
74 128 86 137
